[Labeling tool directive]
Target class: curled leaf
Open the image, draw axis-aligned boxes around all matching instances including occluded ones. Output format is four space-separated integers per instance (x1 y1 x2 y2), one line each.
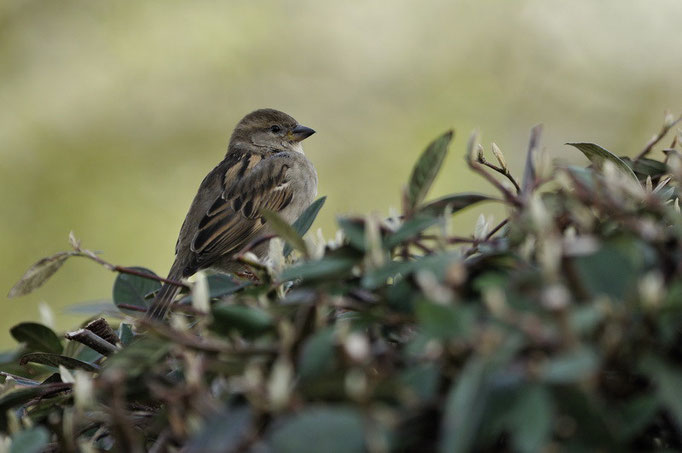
8 251 79 298
566 142 637 182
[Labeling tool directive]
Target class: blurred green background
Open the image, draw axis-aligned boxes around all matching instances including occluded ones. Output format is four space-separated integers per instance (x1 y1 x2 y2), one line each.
2 0 681 348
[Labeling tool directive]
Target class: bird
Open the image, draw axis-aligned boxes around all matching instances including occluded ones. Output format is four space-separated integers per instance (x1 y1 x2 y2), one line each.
146 108 317 320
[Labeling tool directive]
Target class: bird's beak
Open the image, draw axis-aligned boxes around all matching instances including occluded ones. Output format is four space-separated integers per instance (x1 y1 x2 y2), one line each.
289 125 316 142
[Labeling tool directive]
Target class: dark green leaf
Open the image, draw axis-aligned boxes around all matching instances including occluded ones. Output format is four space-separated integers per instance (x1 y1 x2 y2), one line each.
640 355 682 428
269 406 366 453
573 244 639 301
566 142 638 181
508 385 553 453
280 256 356 282
542 347 598 384
399 363 440 402
384 215 440 249
185 406 252 453
418 193 495 217
262 208 309 257
112 267 161 314
118 323 134 346
210 304 274 337
415 300 474 340
439 357 489 453
337 218 368 252
10 322 63 354
103 336 170 377
621 156 668 179
10 427 50 453
407 130 453 210
19 352 98 372
284 196 327 257
298 327 336 380
7 251 78 298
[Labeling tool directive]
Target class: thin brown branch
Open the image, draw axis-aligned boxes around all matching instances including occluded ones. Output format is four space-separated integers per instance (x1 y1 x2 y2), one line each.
467 159 521 207
635 113 682 161
477 156 522 194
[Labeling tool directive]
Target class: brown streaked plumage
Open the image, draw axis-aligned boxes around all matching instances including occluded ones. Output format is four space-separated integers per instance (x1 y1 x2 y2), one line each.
146 109 317 320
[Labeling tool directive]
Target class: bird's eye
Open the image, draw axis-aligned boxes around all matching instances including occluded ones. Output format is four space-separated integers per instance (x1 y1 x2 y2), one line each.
270 125 282 133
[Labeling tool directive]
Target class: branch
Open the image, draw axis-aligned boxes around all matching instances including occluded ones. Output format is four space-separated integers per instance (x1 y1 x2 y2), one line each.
635 113 682 161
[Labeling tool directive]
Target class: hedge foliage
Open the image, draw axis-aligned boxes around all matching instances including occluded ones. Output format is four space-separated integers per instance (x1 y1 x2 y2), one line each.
3 114 682 452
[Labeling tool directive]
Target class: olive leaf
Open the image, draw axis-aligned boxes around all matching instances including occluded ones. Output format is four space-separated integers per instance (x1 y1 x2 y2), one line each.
19 352 99 372
7 251 79 298
407 130 454 210
418 193 495 216
10 322 63 354
261 208 309 258
284 196 327 257
566 142 638 181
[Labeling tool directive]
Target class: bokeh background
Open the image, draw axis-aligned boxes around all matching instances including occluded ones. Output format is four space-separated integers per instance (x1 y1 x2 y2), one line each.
2 0 682 348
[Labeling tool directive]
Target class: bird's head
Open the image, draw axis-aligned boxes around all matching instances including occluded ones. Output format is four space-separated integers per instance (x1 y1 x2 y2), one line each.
229 108 315 153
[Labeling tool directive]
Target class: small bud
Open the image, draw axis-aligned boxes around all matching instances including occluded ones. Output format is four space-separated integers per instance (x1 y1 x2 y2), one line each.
268 357 293 411
344 333 370 363
475 144 485 162
474 214 490 239
191 271 210 314
665 112 676 128
73 371 94 410
59 365 75 384
542 284 570 310
645 175 653 193
675 198 680 213
38 302 55 329
639 272 664 308
491 142 507 170
345 368 367 401
68 231 80 250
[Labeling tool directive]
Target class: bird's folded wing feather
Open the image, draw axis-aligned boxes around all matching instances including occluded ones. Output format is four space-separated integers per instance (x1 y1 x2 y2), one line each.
188 153 294 269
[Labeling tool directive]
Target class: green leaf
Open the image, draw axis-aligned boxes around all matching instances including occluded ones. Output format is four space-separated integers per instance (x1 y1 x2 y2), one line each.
418 193 495 217
118 323 134 346
640 355 682 428
621 156 668 179
439 357 489 453
210 304 274 337
508 385 553 453
415 300 474 340
269 406 366 453
19 352 99 372
407 130 454 210
103 336 170 378
284 196 327 257
566 142 638 181
573 243 638 301
10 427 50 453
185 406 252 453
7 251 78 298
262 208 309 257
298 327 336 380
112 267 161 314
337 218 368 252
280 256 356 282
542 347 598 384
10 322 63 354
384 215 440 249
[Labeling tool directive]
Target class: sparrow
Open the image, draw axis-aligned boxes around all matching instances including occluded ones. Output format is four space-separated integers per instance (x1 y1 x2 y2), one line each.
146 109 317 320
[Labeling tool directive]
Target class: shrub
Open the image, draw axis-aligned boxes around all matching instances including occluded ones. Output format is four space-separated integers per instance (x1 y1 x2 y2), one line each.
3 114 682 452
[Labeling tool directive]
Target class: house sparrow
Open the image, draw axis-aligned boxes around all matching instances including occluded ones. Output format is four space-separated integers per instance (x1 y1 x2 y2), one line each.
146 109 317 320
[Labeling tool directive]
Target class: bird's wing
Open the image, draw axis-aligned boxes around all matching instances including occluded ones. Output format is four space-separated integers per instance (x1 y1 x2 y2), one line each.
187 152 294 271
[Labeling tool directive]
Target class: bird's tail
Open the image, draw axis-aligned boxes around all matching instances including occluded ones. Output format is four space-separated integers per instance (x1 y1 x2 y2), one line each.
146 267 183 321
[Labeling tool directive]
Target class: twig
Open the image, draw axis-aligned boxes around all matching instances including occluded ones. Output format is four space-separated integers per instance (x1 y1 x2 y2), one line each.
467 159 521 207
485 218 509 241
116 303 147 313
635 113 682 161
476 156 522 194
73 249 187 288
64 329 118 356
